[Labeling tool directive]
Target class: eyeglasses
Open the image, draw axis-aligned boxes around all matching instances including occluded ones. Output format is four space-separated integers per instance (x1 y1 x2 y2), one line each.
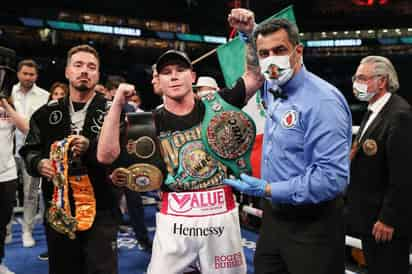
351 74 382 83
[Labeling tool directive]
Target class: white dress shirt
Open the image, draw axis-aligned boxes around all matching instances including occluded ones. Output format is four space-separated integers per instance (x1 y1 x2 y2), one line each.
11 83 49 156
359 92 392 140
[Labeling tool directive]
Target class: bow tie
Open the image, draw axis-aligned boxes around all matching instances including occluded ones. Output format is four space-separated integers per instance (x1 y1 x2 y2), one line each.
268 88 288 100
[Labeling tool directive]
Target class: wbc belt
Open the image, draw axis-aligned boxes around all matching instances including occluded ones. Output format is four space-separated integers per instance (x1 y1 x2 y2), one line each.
201 93 256 177
112 112 165 192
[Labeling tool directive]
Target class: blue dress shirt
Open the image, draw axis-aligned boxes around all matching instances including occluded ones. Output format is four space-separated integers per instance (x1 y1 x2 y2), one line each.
261 67 352 205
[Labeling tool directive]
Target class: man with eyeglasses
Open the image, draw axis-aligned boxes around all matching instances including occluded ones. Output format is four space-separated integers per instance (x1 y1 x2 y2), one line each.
347 55 412 274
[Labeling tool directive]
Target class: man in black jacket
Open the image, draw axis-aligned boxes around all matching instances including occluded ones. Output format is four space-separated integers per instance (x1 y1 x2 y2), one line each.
19 44 120 274
347 55 412 274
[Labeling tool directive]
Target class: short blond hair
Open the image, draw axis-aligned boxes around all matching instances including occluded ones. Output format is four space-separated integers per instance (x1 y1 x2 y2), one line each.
67 44 100 66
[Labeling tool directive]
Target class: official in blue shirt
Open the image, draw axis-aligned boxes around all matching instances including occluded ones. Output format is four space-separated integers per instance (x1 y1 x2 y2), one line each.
225 8 352 274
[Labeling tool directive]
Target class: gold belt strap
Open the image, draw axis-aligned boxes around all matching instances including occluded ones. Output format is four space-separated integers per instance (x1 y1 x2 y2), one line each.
47 136 96 239
70 174 96 231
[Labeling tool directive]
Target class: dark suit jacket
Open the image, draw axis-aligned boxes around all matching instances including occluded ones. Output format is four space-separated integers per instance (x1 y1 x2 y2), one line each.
346 94 412 237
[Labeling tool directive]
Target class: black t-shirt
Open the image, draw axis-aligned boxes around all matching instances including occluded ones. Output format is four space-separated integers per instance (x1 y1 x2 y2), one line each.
72 102 86 111
113 78 247 192
154 78 246 133
153 78 247 192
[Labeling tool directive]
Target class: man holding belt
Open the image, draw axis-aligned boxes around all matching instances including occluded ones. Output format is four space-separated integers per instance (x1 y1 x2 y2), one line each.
224 8 352 274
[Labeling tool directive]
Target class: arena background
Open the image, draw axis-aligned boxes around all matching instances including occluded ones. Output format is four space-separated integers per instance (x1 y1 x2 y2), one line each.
1 1 412 273
1 0 412 124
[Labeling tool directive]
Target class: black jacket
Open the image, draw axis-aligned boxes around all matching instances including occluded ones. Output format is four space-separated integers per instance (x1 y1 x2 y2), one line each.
19 93 120 215
347 94 412 237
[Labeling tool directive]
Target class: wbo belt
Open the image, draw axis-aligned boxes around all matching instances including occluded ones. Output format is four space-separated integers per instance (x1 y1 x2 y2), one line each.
111 112 165 192
46 136 96 239
201 93 256 177
161 186 235 217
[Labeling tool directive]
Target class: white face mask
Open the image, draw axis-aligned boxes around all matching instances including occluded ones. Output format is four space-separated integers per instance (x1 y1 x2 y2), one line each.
353 81 377 102
259 52 294 85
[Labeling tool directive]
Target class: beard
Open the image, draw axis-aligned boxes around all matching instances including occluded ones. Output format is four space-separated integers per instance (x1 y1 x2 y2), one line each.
21 81 34 90
75 83 91 93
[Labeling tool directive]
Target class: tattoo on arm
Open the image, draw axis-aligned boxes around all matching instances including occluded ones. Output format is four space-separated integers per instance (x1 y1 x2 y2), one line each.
245 41 260 75
242 38 265 101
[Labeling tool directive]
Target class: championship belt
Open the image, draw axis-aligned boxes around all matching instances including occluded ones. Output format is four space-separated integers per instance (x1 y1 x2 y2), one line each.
46 136 96 239
163 139 227 191
111 112 164 192
201 93 256 177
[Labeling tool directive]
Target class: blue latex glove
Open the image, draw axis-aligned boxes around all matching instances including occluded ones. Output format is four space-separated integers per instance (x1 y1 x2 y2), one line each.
223 173 268 197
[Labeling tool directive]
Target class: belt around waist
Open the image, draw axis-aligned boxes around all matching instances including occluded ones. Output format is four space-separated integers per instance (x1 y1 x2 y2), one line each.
161 186 235 217
269 196 344 220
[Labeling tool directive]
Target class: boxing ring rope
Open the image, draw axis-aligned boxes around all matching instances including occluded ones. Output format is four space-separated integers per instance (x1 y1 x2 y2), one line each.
239 204 412 266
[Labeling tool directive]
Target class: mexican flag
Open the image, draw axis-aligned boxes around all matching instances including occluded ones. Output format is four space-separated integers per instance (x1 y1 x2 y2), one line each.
217 6 296 178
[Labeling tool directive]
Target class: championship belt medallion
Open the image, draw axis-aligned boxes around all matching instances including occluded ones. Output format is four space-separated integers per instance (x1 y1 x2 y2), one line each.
113 112 165 192
162 139 227 191
362 139 378 156
126 163 163 192
201 93 256 177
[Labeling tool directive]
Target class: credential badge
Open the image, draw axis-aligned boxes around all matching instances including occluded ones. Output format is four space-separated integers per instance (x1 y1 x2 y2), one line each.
362 139 378 156
281 110 298 129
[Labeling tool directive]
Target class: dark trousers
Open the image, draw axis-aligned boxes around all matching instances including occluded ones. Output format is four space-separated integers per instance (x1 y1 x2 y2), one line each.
254 200 345 274
46 211 119 274
0 180 17 261
124 189 148 241
362 235 411 274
